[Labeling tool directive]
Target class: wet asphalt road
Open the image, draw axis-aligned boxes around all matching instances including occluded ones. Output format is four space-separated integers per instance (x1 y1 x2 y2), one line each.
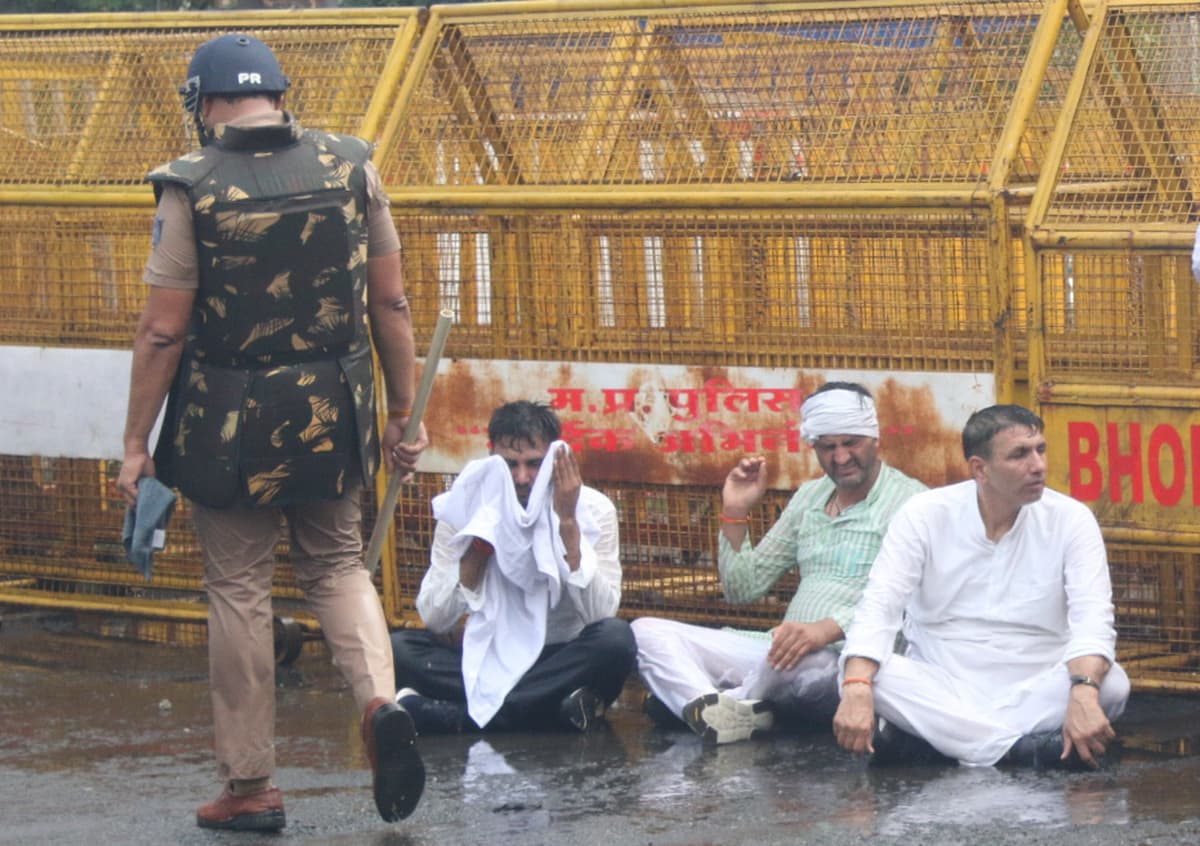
2 611 1200 846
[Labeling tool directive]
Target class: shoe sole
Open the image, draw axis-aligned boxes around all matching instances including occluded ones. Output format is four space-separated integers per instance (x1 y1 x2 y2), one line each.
196 808 286 832
372 706 426 822
683 693 774 745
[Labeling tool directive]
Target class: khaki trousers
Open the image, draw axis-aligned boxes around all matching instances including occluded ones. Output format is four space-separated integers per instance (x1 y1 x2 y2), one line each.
193 481 395 781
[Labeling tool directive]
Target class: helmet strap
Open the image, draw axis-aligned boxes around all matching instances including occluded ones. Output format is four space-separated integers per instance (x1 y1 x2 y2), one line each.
193 111 214 147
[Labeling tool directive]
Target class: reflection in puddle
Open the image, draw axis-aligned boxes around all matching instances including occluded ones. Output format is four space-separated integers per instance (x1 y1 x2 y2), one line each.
5 626 1199 846
461 738 550 837
875 767 1129 835
633 738 703 803
639 736 780 806
1115 758 1200 824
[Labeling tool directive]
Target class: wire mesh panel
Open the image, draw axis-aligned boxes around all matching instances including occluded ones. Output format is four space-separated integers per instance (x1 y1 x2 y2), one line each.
1 457 243 591
384 473 807 630
0 4 1046 641
1044 4 1200 225
1022 5 1200 690
378 0 1077 189
0 206 151 349
0 11 418 628
1110 543 1200 691
0 455 407 617
7 2 1200 692
1031 4 1200 380
0 456 187 588
611 483 805 628
1038 249 1191 379
396 208 997 370
0 12 416 189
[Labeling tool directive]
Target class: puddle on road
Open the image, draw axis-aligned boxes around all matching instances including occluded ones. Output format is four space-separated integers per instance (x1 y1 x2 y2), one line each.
868 766 1127 834
4 620 1200 844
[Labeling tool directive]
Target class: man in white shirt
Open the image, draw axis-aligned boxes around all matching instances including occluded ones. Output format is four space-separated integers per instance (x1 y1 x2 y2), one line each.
833 404 1130 770
391 400 636 733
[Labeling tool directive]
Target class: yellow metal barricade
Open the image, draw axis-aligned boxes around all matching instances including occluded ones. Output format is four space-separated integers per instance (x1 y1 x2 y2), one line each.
0 11 423 638
373 0 1075 631
1025 1 1200 692
0 1 1198 693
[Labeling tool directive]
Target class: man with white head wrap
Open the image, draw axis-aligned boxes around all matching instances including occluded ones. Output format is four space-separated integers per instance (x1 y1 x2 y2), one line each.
632 382 927 744
798 386 882 445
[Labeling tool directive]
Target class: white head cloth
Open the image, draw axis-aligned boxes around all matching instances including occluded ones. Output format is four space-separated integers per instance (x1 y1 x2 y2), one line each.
799 388 880 444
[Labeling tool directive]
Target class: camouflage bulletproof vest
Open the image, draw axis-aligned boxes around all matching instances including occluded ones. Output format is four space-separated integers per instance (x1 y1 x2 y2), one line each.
147 115 380 508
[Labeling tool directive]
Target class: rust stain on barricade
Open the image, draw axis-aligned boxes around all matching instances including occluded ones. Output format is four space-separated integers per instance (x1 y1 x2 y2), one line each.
876 378 970 489
421 362 975 490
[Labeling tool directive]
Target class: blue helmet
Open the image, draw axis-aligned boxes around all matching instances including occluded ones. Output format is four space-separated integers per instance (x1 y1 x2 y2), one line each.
180 33 290 141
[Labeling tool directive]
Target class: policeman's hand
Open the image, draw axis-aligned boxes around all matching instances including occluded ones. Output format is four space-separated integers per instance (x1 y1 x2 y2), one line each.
833 685 877 755
1062 687 1116 769
767 620 838 671
383 418 428 480
721 454 770 517
551 444 582 522
117 451 155 506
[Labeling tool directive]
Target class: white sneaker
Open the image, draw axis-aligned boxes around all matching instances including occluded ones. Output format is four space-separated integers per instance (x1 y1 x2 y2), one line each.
681 692 774 745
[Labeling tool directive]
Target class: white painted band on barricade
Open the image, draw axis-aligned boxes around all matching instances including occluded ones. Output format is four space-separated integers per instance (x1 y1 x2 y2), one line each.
0 345 162 460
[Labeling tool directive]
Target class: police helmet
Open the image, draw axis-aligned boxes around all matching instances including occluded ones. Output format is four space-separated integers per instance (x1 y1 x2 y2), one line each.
180 33 290 130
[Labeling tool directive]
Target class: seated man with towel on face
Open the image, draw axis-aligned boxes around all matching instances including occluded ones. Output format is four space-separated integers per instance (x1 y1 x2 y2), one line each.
391 400 636 733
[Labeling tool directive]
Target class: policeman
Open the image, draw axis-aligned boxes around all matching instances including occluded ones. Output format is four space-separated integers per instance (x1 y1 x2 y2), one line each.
117 33 428 831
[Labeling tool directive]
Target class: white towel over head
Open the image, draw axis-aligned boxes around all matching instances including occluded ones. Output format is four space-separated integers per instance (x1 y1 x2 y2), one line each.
431 440 598 727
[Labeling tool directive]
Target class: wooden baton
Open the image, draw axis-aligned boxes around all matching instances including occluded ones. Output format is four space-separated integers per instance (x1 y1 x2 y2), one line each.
364 308 453 574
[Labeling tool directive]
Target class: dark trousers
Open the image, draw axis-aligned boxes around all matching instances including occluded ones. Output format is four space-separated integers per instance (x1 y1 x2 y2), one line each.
391 617 636 731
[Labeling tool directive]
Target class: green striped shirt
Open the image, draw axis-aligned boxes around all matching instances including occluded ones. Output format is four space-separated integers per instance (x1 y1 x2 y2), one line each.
718 462 926 644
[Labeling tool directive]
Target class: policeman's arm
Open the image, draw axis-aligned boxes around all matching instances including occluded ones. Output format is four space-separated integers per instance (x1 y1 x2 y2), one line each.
367 250 428 469
117 285 194 503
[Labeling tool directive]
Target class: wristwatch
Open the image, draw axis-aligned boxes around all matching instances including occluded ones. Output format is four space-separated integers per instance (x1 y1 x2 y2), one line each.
1069 674 1100 690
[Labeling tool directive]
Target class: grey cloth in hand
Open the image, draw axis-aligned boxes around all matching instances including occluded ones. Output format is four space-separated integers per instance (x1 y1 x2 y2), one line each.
122 477 178 580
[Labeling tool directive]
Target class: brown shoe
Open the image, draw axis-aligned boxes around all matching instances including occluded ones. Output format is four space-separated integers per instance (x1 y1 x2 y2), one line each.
362 696 425 822
196 784 285 831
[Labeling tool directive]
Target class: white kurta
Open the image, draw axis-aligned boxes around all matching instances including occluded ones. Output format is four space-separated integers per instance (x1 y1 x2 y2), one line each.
416 443 622 727
842 481 1128 765
426 441 603 728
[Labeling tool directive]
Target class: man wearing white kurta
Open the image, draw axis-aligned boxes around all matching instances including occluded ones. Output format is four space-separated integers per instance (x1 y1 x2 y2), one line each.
391 400 635 733
834 404 1130 769
633 383 926 744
